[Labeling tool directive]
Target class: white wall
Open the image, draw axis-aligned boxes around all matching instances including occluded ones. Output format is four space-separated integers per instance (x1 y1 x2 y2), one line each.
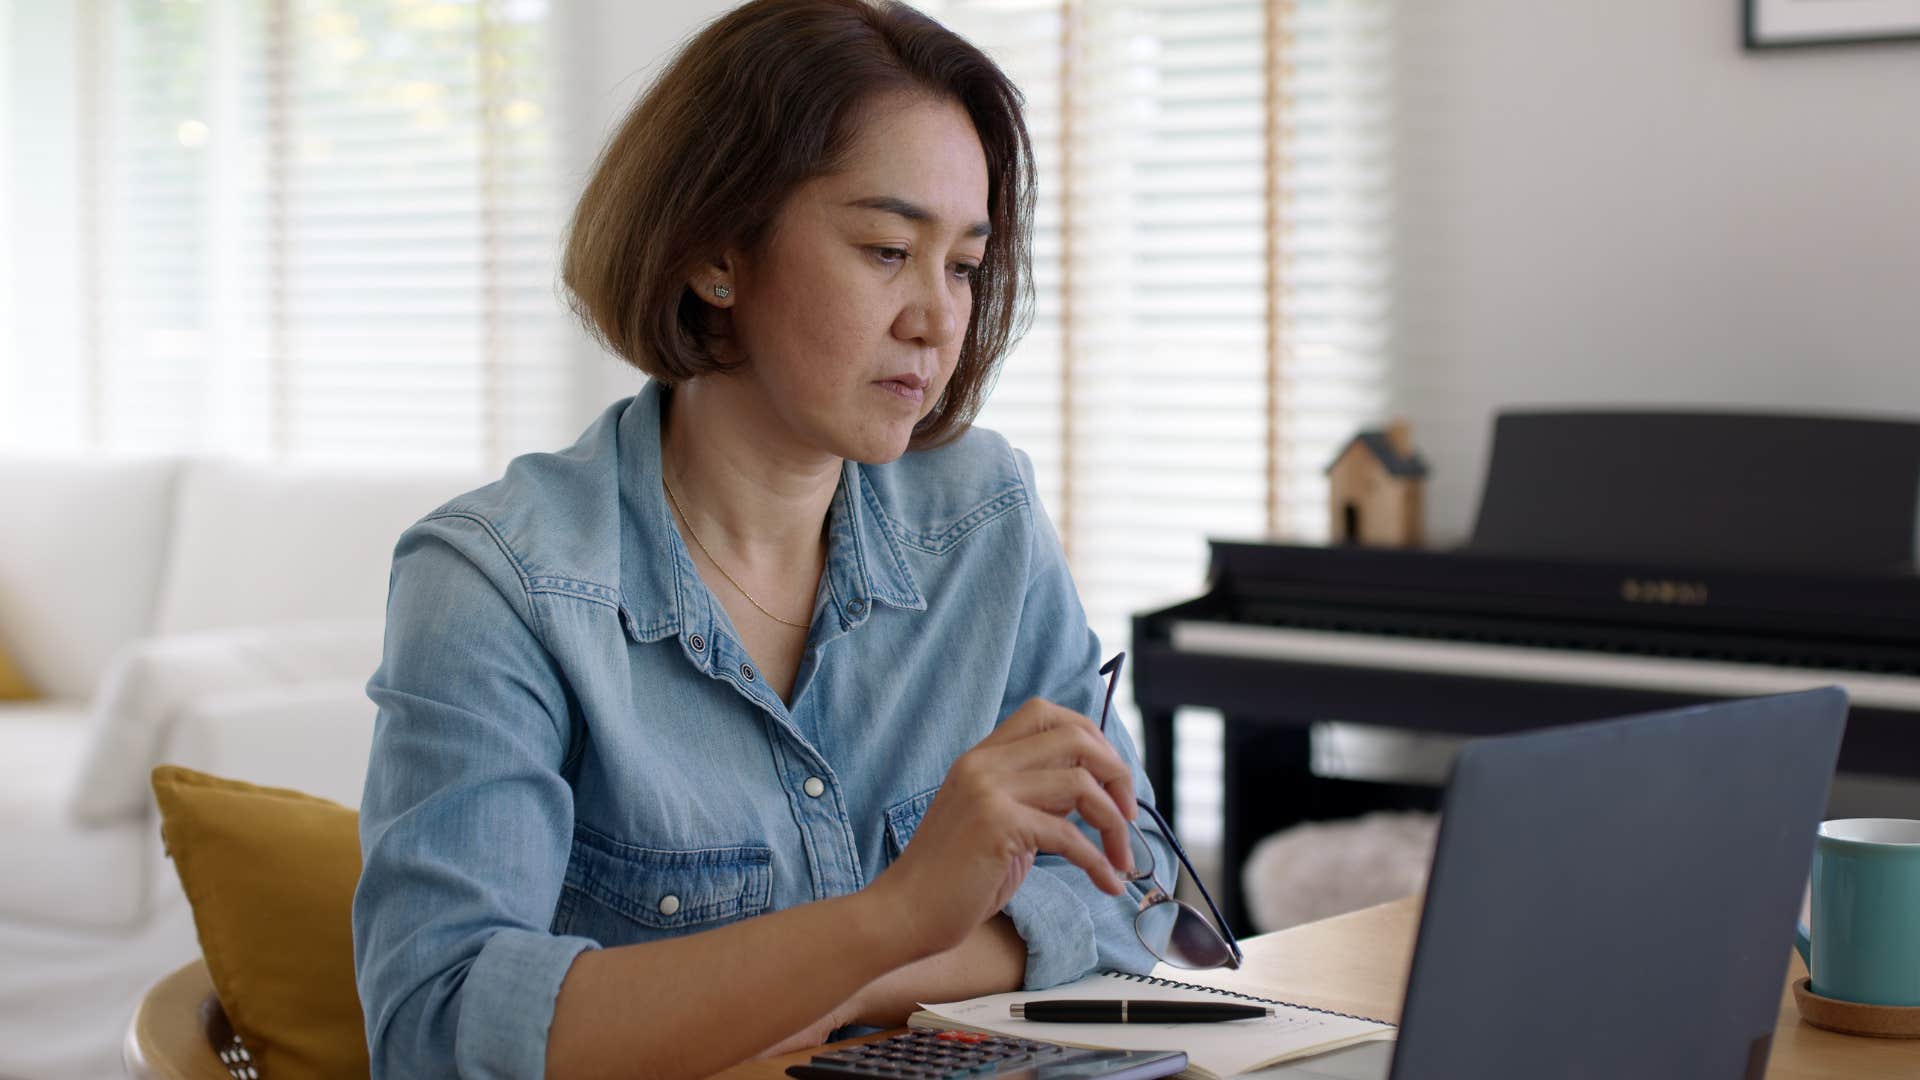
1392 0 1920 543
552 0 739 429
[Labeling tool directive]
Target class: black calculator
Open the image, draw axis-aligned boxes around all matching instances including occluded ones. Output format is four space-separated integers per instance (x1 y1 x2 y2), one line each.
784 1028 1187 1080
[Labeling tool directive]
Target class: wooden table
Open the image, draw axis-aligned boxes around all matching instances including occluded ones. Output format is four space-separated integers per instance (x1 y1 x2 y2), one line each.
728 897 1920 1079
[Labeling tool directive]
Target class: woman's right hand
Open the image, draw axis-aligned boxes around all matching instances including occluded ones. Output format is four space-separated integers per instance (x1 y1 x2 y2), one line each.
865 697 1140 959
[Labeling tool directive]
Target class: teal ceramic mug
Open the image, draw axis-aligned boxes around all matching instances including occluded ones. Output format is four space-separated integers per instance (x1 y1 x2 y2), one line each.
1794 818 1920 1006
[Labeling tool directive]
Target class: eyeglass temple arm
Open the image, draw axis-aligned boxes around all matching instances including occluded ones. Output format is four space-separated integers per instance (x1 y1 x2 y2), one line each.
1131 798 1244 964
1098 651 1240 963
1097 652 1124 732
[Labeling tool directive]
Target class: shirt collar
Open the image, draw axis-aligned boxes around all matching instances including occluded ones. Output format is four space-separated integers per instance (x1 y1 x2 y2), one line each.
823 454 927 626
616 382 925 645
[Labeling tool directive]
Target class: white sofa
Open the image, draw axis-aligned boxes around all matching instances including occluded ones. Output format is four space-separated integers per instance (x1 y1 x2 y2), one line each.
0 454 479 1079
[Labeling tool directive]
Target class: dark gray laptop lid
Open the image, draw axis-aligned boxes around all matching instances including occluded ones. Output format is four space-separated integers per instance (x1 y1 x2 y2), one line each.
1389 688 1847 1080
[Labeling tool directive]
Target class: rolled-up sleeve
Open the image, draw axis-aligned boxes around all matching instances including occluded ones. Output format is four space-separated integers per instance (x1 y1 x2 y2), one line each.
353 512 599 1078
995 451 1177 990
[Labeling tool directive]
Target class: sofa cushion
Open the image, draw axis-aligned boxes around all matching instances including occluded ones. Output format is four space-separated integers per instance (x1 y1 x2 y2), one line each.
0 455 179 699
153 458 480 635
151 765 369 1080
0 641 35 700
0 703 150 928
158 679 379 811
67 622 385 825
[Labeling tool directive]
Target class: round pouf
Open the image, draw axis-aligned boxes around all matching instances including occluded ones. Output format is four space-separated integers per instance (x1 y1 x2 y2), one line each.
1242 811 1440 933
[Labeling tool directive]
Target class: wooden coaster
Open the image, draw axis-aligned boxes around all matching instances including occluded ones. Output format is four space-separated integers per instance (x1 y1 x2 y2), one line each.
1793 978 1920 1038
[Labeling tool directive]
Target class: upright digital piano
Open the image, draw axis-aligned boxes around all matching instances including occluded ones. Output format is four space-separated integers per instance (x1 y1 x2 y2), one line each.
1132 411 1920 934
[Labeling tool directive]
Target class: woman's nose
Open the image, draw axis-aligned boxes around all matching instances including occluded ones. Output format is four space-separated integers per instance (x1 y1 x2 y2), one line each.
896 267 963 349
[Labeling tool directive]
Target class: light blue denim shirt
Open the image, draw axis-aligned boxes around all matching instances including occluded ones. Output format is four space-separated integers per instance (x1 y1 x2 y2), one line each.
353 381 1172 1078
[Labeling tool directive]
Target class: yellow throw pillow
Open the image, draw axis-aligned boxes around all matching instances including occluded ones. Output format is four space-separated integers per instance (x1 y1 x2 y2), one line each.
0 642 36 700
151 765 370 1080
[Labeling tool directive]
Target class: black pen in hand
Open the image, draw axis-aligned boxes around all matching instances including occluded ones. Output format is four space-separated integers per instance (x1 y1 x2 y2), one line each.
1011 1000 1272 1023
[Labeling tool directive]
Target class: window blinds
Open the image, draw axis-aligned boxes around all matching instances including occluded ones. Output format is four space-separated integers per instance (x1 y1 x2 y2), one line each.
4 0 1393 851
4 0 565 468
925 0 1395 850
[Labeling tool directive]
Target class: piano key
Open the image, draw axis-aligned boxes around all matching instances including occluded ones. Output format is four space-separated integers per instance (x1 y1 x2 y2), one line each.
1170 620 1920 713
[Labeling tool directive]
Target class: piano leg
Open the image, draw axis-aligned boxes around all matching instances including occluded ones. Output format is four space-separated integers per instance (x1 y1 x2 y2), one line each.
1221 717 1314 937
1142 708 1177 832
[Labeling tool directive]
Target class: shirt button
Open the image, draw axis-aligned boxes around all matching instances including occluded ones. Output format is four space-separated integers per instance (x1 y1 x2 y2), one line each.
657 895 681 917
740 662 756 682
848 599 866 615
803 776 825 798
689 633 705 652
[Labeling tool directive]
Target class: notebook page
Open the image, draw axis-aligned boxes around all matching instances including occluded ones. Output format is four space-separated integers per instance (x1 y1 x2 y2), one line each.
915 971 1392 1078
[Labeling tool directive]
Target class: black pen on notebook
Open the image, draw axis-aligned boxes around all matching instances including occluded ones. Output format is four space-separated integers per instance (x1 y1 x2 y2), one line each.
1010 1000 1272 1024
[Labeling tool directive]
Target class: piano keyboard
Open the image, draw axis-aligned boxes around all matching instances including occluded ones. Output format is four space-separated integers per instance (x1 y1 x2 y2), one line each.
1170 620 1920 714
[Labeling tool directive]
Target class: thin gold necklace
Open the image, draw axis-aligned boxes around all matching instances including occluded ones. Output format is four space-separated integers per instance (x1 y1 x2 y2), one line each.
661 474 811 630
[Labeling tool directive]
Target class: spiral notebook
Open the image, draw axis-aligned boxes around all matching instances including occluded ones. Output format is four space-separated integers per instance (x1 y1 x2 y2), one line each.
910 970 1394 1080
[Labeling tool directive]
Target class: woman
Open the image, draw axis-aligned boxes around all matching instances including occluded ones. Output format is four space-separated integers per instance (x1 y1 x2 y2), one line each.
352 1 1173 1076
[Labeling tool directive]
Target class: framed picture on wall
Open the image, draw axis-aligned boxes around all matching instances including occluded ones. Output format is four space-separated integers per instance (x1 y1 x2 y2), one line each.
1745 0 1920 46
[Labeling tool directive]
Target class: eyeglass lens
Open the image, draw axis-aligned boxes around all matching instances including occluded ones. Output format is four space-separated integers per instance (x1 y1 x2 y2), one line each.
1122 817 1234 969
1136 898 1238 969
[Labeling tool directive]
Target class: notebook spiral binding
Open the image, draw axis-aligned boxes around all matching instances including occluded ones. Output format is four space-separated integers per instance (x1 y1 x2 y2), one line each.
1106 971 1392 1028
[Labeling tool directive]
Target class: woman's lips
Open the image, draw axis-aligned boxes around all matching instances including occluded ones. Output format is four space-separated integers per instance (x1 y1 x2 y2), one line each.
875 379 925 405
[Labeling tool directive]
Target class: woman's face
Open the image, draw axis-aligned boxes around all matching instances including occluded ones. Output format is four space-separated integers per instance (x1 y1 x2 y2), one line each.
712 91 991 465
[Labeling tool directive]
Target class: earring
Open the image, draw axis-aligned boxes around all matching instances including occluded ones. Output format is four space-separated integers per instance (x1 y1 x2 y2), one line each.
712 283 732 300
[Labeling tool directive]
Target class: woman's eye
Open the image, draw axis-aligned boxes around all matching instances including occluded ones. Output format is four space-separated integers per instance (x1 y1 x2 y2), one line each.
952 263 981 284
870 246 909 266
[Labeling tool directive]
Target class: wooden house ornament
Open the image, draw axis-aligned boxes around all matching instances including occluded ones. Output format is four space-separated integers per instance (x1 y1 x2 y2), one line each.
1326 420 1429 548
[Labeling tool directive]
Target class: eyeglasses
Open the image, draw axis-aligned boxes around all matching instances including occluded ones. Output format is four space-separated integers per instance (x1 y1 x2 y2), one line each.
1096 652 1243 970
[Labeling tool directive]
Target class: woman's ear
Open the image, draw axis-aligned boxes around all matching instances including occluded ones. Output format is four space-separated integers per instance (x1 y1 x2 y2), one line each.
690 252 740 308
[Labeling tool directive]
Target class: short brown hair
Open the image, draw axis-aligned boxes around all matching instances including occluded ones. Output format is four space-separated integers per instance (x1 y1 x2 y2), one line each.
561 0 1036 450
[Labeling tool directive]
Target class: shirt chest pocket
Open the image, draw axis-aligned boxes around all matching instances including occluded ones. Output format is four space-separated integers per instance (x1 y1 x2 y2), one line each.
883 786 942 864
555 822 774 945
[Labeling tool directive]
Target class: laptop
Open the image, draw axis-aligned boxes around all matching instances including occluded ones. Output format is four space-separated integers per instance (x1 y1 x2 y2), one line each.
1273 687 1847 1080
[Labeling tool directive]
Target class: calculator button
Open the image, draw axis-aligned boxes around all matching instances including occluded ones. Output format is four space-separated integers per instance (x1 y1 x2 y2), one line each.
792 1031 1128 1080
